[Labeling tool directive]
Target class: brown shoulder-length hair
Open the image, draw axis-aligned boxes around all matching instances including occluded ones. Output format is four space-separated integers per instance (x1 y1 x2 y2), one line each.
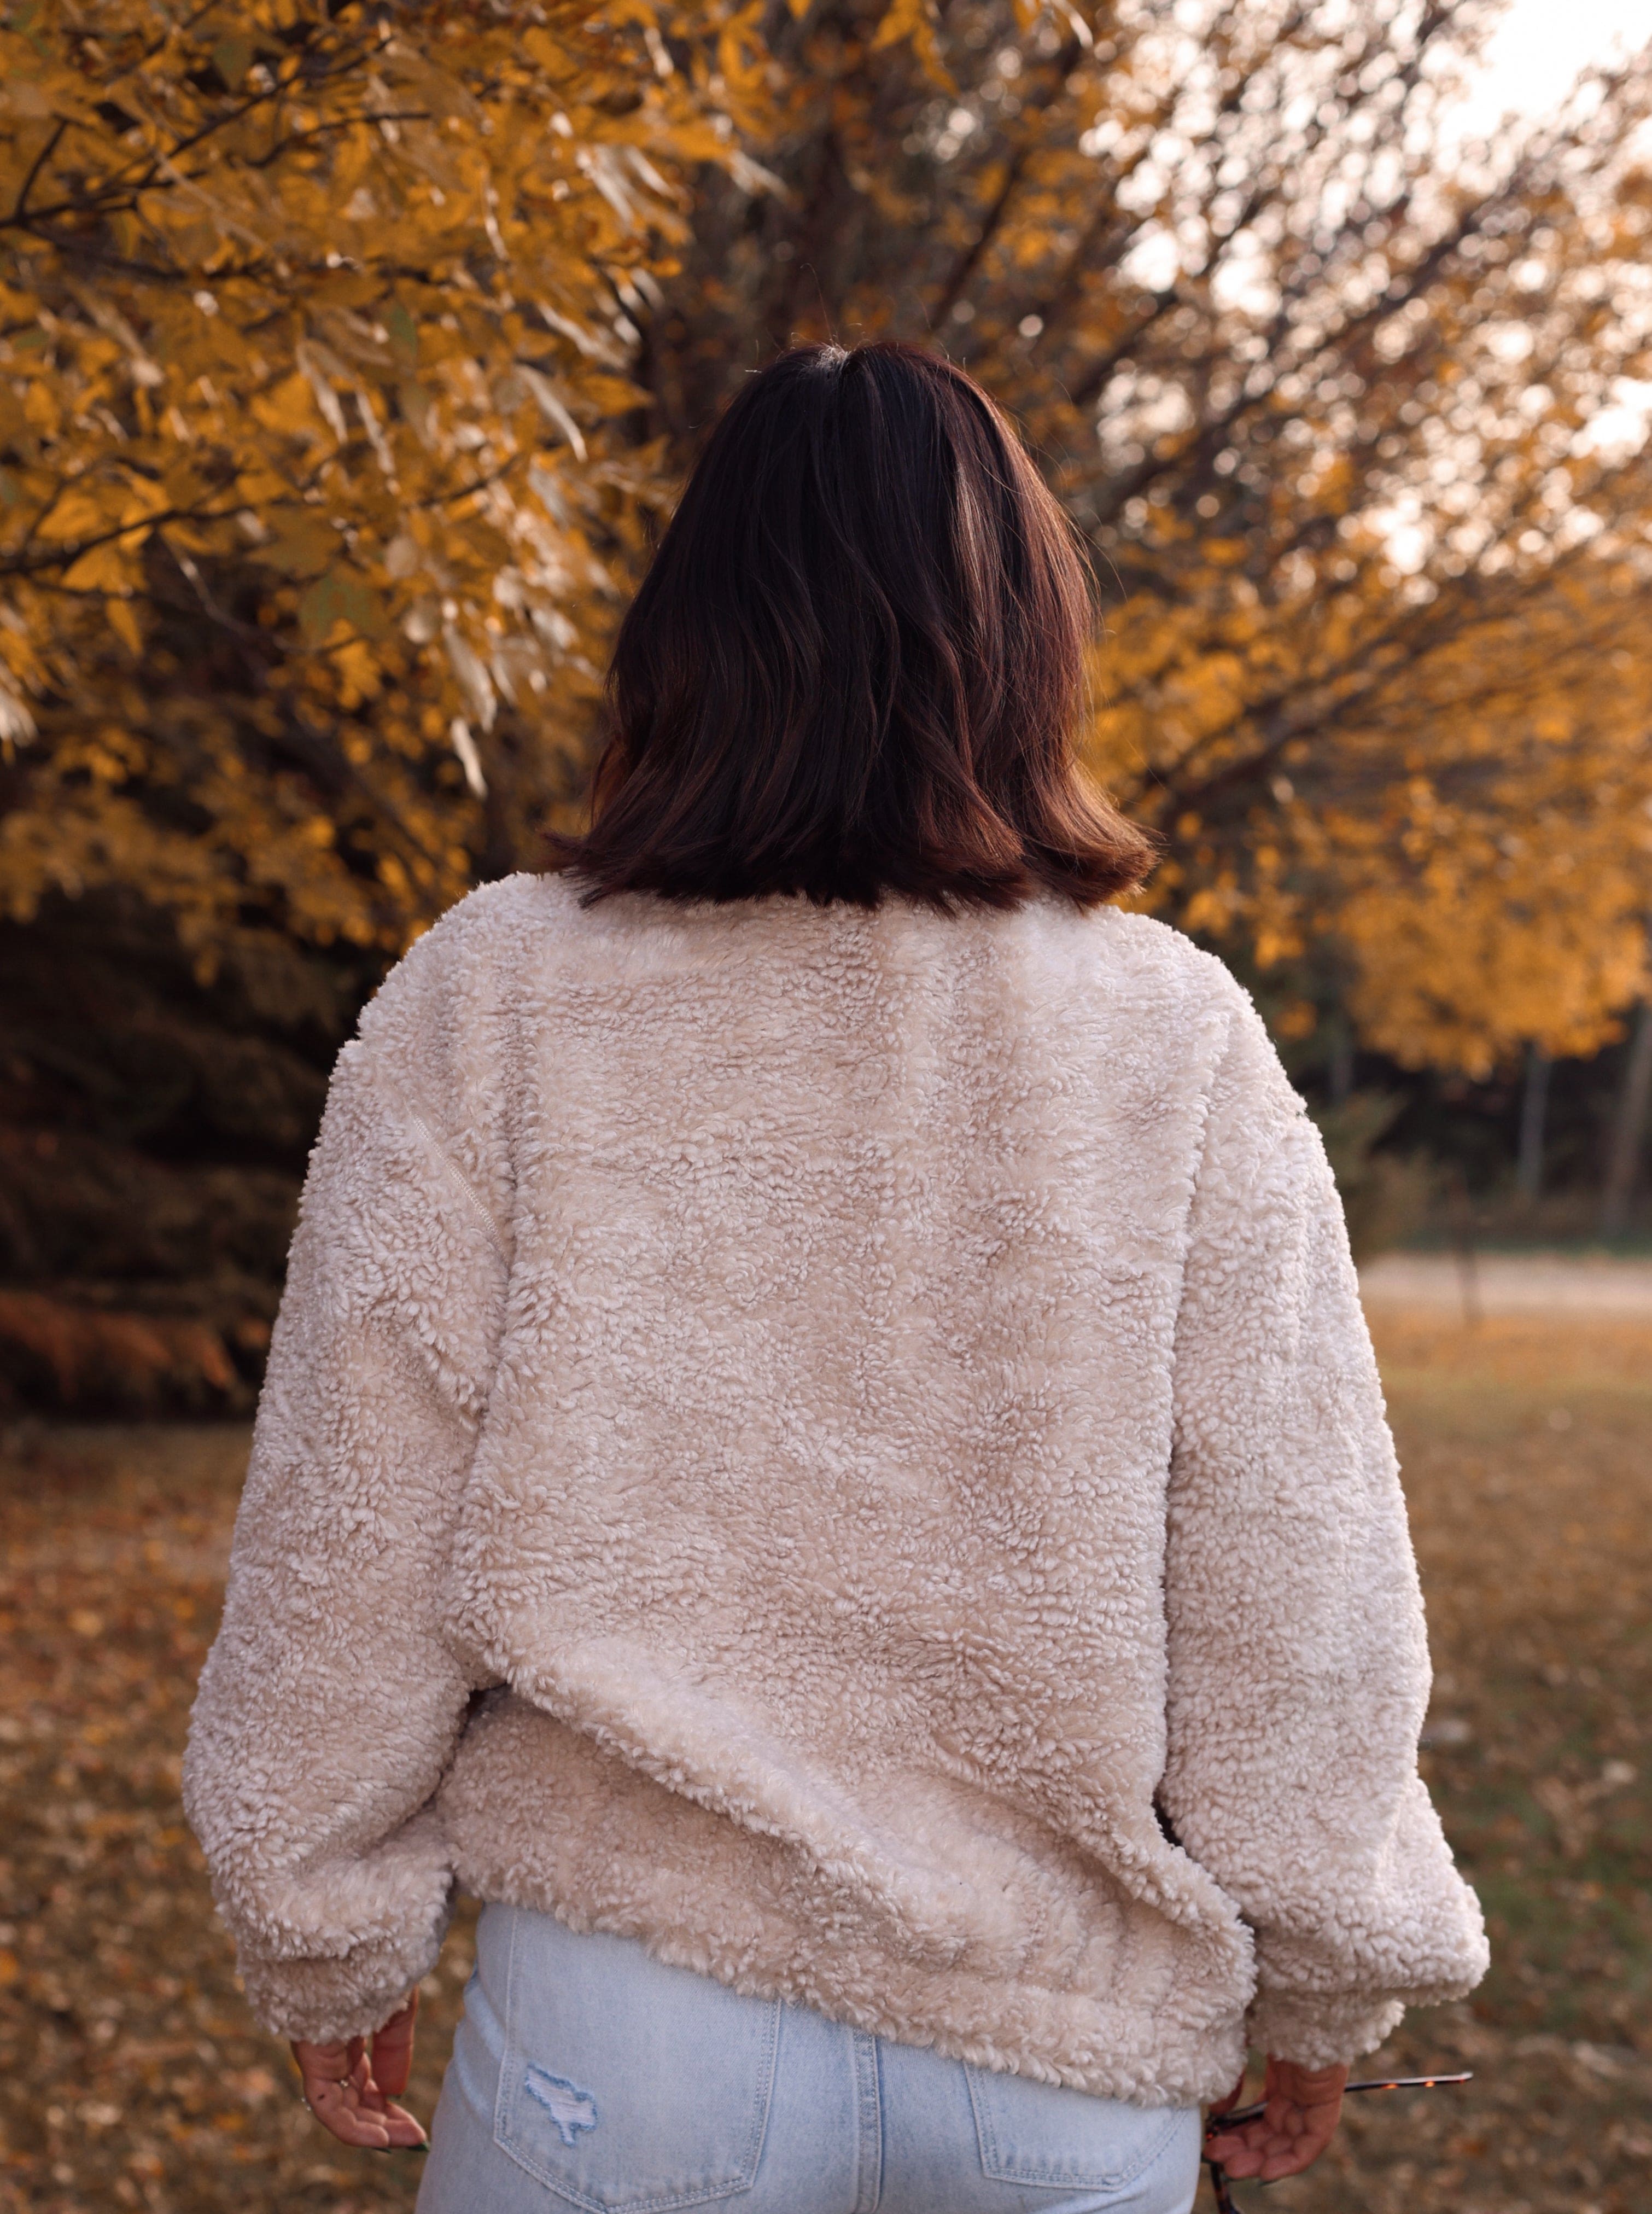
546 341 1155 911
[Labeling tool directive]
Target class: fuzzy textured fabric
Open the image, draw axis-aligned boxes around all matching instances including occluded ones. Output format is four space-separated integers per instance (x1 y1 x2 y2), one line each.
183 876 1487 2102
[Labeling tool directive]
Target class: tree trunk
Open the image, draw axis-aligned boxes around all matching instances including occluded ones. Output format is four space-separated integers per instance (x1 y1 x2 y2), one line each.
1601 1003 1652 1238
1516 1044 1550 1203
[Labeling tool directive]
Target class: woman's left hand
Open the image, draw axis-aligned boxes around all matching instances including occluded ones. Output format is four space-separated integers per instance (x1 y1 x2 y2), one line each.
1205 2054 1347 2180
291 1990 427 2149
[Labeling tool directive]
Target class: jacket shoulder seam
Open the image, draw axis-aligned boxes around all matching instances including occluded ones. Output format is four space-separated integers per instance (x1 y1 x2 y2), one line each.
405 1109 511 1267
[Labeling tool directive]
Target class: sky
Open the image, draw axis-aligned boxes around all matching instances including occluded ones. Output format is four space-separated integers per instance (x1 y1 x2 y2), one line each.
1449 0 1652 136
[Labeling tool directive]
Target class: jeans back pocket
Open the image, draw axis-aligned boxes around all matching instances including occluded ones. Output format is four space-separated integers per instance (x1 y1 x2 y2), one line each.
493 1910 781 2213
964 2062 1186 2193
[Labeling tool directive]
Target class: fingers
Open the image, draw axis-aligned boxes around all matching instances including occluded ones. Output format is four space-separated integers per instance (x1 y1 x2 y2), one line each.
1206 2055 1347 2180
293 2046 393 2148
291 2036 351 2102
305 2064 427 2151
1204 2067 1260 2166
290 2011 428 2150
1268 2058 1348 2119
1206 2113 1332 2179
1205 2119 1314 2181
1203 2121 1266 2174
302 2062 401 2149
371 1991 419 2099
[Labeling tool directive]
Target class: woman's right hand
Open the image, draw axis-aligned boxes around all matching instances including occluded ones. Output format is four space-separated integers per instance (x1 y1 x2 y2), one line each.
1204 2054 1347 2180
291 1990 428 2150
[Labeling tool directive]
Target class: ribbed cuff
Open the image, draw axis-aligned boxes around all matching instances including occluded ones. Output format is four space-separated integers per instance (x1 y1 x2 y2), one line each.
1244 1988 1405 2069
236 1911 452 2046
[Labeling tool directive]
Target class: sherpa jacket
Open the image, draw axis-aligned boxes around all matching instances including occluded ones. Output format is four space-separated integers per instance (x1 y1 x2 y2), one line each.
183 873 1487 2105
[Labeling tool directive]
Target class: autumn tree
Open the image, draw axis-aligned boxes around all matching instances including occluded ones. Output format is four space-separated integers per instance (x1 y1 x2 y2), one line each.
0 0 755 1401
8 0 1652 1406
644 0 1652 1082
12 0 1651 1075
0 0 763 950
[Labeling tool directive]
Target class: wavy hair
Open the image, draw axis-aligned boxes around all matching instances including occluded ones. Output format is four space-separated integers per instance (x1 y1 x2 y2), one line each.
547 341 1154 911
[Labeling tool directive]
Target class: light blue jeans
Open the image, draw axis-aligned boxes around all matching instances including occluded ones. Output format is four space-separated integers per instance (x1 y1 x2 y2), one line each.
416 1906 1201 2214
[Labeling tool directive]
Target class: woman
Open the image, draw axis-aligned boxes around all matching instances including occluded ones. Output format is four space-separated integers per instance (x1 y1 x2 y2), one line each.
184 343 1486 2214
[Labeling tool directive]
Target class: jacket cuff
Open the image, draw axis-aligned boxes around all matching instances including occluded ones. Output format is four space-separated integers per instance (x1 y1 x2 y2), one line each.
236 1912 452 2046
1245 1989 1405 2069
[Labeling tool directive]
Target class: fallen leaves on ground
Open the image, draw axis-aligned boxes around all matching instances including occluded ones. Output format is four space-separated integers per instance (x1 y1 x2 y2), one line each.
1 1306 1648 2213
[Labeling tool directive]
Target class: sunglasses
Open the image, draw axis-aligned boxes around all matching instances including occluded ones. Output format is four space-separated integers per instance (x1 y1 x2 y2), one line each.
1202 2073 1473 2209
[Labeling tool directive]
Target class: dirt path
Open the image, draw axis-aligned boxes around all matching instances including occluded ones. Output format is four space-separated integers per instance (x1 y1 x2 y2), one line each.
1362 1251 1652 1316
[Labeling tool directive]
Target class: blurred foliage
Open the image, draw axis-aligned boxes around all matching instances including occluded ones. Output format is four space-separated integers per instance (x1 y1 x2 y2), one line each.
1310 1091 1436 1263
8 0 1649 1060
6 0 1652 1406
0 0 757 959
0 0 760 1403
643 0 1652 1080
0 889 363 1409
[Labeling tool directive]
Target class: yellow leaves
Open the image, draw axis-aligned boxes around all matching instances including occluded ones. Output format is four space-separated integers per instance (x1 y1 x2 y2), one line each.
295 571 387 649
107 599 144 656
577 371 653 415
872 0 952 91
59 541 141 596
64 723 148 789
521 26 576 72
332 640 382 709
517 365 588 457
293 341 350 445
156 457 213 513
0 0 719 935
1342 871 1650 1077
211 34 254 90
1253 925 1303 971
250 371 325 441
1320 608 1652 1075
0 28 100 123
27 464 168 563
1182 883 1242 936
34 487 109 543
384 301 418 369
259 510 336 578
231 465 297 511
1081 480 1652 1064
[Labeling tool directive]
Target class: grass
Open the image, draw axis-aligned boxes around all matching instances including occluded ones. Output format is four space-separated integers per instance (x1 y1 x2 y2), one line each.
1274 1312 1652 2214
1 1306 1649 2214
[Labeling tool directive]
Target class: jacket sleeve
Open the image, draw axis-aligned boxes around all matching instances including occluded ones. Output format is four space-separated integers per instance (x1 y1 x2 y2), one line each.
1159 991 1487 2068
182 1028 509 2044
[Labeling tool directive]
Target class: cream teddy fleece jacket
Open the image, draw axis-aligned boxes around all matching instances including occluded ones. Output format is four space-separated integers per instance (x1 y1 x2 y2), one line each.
183 873 1486 2104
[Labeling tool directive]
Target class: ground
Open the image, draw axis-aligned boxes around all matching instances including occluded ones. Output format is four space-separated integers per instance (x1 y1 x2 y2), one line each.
1 1301 1649 2214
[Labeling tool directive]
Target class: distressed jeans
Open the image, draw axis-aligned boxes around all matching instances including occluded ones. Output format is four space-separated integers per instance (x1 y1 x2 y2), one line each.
416 1905 1202 2214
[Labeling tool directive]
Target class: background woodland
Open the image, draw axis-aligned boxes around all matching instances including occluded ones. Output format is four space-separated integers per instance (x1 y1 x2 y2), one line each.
4 0 1652 1408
